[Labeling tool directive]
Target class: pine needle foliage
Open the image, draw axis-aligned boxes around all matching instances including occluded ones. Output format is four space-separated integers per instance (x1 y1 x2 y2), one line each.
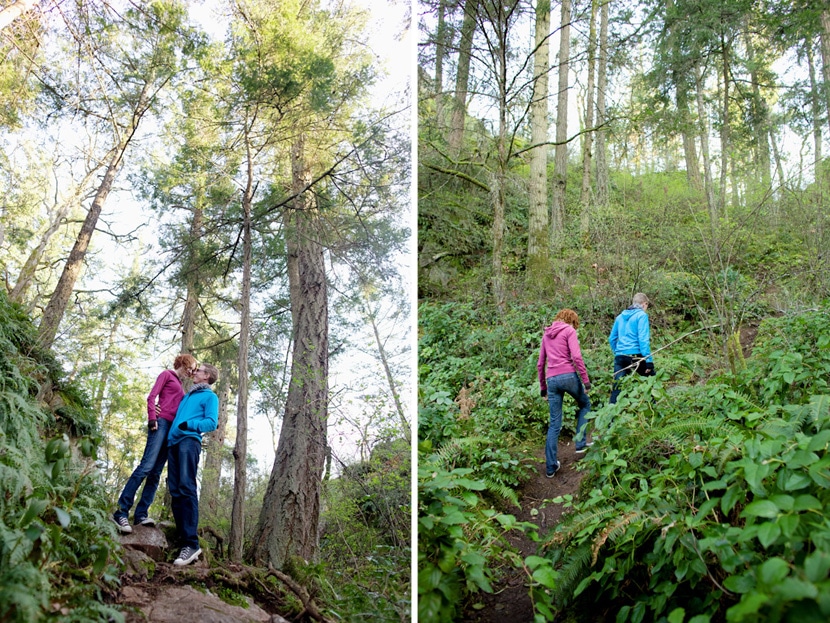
0 290 123 622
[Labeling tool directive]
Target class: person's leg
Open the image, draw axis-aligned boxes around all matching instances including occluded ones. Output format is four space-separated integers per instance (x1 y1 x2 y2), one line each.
609 355 632 404
167 442 183 545
545 376 565 475
115 421 168 520
133 419 171 522
173 437 202 549
567 374 592 450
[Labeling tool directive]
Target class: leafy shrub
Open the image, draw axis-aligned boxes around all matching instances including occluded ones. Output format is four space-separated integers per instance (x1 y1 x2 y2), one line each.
537 310 830 622
0 291 123 622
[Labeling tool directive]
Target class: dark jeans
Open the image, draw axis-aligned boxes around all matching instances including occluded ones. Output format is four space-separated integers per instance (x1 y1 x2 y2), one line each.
115 418 171 521
546 373 591 473
609 354 650 404
168 436 202 549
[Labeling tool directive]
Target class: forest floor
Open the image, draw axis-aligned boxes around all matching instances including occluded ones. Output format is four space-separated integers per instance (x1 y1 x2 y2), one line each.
461 437 587 623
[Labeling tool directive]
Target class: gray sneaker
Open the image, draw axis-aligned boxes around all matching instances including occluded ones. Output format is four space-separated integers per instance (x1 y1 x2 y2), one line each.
112 514 133 534
575 442 594 454
134 516 155 527
173 546 202 566
546 460 561 478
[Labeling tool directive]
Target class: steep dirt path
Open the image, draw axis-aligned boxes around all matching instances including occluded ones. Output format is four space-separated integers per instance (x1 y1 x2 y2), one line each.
462 438 588 622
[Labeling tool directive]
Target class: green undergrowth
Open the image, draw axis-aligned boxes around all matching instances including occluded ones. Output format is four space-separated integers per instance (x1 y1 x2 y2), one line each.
0 290 123 622
418 298 830 622
539 309 830 622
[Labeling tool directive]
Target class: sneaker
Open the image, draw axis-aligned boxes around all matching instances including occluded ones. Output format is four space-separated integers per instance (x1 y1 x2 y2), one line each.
112 514 133 534
134 516 155 527
575 442 594 454
546 460 561 478
173 546 202 566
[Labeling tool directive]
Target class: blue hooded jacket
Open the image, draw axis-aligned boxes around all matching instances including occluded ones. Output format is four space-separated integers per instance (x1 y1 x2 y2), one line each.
167 385 218 447
609 306 652 362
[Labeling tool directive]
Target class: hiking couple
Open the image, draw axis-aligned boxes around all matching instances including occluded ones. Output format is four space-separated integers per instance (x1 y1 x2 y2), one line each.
537 293 655 478
112 353 219 567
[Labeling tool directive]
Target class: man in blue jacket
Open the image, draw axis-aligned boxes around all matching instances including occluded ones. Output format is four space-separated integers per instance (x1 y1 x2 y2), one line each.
167 362 219 566
609 293 655 404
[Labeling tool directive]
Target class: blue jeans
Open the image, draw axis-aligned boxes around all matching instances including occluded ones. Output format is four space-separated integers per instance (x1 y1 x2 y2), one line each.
546 373 591 473
609 354 649 404
168 436 202 549
115 418 171 521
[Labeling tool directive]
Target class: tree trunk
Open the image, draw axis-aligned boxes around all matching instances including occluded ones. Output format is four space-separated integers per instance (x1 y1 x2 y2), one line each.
38 78 153 349
594 0 609 206
693 62 717 227
718 33 730 214
200 361 231 521
448 0 478 155
526 0 550 286
248 136 328 569
434 0 448 124
819 10 830 140
807 40 823 173
229 133 254 562
368 311 409 443
180 203 203 357
0 0 38 31
550 0 571 252
491 1 508 312
744 28 771 191
579 0 598 233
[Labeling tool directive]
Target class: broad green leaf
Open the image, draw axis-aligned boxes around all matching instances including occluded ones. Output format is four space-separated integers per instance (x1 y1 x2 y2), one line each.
759 557 789 584
741 500 778 519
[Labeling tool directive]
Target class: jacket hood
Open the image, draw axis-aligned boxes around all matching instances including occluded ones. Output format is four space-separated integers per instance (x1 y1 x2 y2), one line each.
544 321 572 339
620 306 645 319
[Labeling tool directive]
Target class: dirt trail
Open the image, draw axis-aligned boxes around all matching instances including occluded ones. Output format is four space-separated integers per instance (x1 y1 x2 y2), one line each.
462 438 587 622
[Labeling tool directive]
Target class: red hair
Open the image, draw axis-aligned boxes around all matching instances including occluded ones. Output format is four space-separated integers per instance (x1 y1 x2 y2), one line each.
554 309 580 329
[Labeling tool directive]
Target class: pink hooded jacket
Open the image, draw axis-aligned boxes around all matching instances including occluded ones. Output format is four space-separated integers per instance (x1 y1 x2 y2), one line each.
537 321 591 390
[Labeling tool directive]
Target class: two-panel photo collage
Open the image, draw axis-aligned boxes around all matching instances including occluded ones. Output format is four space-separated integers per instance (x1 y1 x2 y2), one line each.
1 0 827 621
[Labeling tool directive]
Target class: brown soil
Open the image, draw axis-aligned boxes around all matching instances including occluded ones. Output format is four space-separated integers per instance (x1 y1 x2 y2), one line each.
461 437 588 623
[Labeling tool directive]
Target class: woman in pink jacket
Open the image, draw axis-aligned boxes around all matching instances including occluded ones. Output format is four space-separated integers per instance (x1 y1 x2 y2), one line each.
537 309 592 478
112 353 197 533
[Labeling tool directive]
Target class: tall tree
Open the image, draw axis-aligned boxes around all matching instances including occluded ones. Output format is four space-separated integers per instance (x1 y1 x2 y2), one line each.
448 0 479 155
37 2 192 348
527 0 551 286
551 0 571 250
579 0 599 232
594 0 610 206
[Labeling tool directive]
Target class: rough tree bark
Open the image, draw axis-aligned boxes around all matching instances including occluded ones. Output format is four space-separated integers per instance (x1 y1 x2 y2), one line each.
248 135 328 569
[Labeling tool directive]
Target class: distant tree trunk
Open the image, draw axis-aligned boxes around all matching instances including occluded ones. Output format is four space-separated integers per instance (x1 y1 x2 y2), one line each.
368 311 409 442
180 203 203 358
448 0 478 155
0 0 38 31
229 132 254 562
744 28 771 190
579 0 598 233
10 202 72 307
819 10 830 139
248 136 328 569
807 41 823 172
718 33 730 214
434 0 448 124
550 0 571 252
594 0 609 206
491 1 508 312
200 361 231 520
694 62 717 227
38 78 153 349
526 0 550 286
